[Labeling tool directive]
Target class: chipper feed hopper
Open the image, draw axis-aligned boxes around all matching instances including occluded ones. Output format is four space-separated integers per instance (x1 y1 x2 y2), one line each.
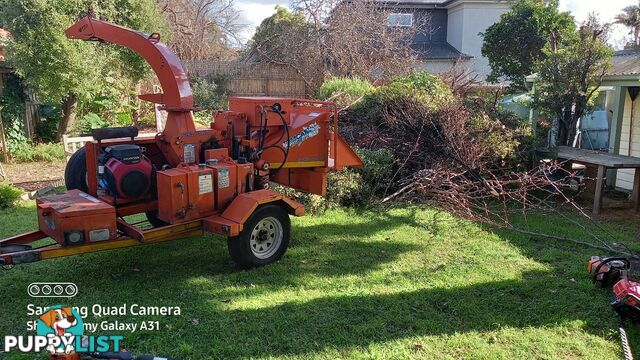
0 16 362 269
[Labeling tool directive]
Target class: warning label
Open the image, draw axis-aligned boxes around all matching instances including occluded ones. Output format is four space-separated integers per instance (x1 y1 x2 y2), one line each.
198 173 213 195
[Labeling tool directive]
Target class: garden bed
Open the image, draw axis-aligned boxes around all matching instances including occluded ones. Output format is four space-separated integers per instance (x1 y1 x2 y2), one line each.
1 160 65 188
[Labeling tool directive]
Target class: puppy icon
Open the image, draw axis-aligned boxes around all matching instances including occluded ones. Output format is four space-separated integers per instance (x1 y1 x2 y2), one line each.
40 307 77 354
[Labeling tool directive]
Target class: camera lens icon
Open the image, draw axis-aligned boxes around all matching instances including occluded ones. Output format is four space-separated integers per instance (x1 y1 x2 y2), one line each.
28 283 77 298
28 284 40 296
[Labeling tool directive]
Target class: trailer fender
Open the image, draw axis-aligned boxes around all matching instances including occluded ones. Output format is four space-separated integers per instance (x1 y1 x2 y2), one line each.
203 190 304 237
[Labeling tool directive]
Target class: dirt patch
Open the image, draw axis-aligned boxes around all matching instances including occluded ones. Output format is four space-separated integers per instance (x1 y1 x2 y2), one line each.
596 207 640 221
0 161 66 190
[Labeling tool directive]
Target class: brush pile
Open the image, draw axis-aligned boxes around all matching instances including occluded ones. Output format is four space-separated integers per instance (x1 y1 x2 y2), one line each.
336 72 575 226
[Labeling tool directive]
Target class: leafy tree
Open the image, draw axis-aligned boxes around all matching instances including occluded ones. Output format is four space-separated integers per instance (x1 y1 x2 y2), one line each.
481 0 574 88
533 16 612 146
248 5 310 65
614 1 640 47
0 0 167 139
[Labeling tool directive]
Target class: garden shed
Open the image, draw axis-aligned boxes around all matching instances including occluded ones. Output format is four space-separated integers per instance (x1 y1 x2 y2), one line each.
602 49 640 190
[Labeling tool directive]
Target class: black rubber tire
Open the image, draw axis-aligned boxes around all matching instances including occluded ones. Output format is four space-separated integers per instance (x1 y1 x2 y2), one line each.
64 147 88 192
227 204 291 269
145 210 168 228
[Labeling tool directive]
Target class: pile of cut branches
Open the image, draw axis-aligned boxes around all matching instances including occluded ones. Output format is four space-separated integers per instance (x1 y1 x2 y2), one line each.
339 72 635 258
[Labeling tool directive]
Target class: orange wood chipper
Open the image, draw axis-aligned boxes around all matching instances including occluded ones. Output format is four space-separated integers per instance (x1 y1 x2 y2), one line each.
0 16 362 269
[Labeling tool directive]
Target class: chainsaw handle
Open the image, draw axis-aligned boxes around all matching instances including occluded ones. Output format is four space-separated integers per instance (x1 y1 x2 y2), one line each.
592 257 631 282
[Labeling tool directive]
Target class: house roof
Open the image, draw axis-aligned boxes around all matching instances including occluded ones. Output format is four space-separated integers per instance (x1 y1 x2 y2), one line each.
376 0 509 7
607 49 640 77
412 41 472 60
377 0 447 3
376 0 450 7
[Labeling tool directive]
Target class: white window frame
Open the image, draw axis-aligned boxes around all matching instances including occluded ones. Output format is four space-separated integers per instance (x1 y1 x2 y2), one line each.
387 13 413 27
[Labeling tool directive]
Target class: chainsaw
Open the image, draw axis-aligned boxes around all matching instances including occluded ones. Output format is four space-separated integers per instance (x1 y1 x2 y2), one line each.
588 256 639 360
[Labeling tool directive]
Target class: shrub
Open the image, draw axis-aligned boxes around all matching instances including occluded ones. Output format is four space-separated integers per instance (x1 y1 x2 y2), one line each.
192 77 227 111
9 142 65 163
270 147 396 213
317 77 375 108
0 181 23 208
270 184 331 215
37 104 61 143
327 147 396 206
393 71 454 107
0 74 28 147
192 77 228 128
354 71 454 124
76 112 110 135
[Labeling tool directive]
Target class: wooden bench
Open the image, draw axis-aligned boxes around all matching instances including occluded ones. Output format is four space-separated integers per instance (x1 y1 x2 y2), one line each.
62 135 93 162
62 133 158 162
557 146 640 215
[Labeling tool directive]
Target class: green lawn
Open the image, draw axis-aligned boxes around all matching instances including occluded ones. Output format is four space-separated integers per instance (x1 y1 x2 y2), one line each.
0 201 637 359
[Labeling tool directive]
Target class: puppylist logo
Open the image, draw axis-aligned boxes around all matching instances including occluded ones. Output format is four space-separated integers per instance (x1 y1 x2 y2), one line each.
4 305 123 355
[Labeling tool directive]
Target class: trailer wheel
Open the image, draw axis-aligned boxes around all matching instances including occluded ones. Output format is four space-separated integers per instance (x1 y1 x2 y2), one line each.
65 148 88 192
227 204 290 269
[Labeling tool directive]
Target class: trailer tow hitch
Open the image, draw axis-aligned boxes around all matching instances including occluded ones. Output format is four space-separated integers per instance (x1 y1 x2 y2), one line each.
0 244 39 268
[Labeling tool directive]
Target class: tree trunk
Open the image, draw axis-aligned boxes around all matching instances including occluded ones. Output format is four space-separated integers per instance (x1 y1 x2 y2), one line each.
568 102 585 146
558 109 573 146
56 93 78 141
0 109 7 163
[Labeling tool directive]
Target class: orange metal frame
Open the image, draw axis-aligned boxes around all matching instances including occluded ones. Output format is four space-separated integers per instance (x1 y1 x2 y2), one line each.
0 16 362 267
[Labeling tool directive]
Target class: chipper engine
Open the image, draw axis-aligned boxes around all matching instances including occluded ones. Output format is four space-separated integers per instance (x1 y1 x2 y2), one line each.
0 16 362 269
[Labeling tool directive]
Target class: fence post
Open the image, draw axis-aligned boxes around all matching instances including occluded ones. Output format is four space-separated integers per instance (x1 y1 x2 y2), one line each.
23 89 39 139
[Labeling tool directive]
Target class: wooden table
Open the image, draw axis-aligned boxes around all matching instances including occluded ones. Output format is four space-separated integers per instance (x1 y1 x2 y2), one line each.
556 146 640 215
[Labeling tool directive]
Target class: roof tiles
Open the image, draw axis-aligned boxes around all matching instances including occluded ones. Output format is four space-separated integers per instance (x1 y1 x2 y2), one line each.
607 50 640 77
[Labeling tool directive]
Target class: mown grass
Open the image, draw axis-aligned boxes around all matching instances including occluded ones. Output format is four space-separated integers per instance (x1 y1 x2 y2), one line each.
0 201 637 359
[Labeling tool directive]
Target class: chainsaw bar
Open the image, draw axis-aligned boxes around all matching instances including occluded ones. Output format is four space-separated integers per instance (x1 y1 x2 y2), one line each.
620 319 634 360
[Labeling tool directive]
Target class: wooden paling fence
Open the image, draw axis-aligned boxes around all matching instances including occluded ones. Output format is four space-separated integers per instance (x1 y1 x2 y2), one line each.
183 61 310 98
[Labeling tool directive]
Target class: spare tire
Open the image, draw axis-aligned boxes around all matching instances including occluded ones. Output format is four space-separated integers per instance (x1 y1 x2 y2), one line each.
64 147 88 192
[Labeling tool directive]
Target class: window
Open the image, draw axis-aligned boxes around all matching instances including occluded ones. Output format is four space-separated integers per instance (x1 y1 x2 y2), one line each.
387 13 413 27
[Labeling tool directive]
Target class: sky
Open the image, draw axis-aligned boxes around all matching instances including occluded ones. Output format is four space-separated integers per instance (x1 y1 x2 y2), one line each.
235 0 637 48
558 0 634 49
235 0 285 42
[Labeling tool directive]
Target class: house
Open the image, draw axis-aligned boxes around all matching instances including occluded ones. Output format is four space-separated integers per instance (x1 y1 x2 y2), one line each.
524 50 640 192
380 0 513 78
602 49 640 191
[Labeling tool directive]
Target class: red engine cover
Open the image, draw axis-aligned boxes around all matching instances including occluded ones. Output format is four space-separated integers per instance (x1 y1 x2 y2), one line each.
614 279 640 308
104 156 153 199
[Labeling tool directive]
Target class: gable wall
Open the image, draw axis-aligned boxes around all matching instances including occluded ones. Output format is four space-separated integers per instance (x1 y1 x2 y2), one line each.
446 1 511 77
